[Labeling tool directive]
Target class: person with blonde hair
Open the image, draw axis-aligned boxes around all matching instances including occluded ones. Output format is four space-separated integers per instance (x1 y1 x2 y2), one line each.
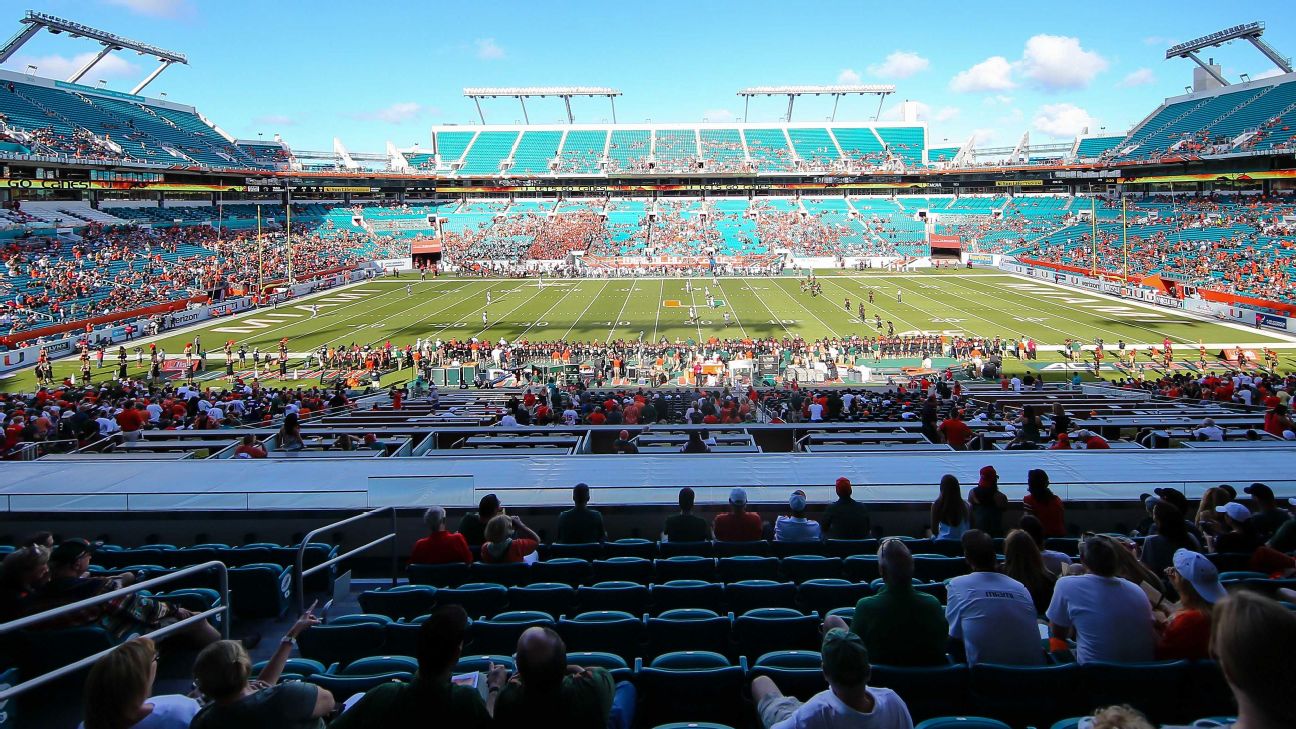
1085 704 1155 729
1195 487 1230 535
190 605 333 729
1210 591 1296 729
81 636 199 729
479 513 540 564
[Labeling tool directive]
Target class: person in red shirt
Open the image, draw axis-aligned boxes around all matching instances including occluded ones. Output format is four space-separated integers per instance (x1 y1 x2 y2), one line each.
409 506 473 565
586 408 606 425
233 434 267 459
938 410 974 450
115 401 146 441
1156 549 1225 661
480 514 540 564
1022 469 1066 537
1074 430 1110 449
714 488 763 541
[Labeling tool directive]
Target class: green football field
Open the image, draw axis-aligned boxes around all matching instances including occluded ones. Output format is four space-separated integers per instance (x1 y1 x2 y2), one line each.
5 269 1293 391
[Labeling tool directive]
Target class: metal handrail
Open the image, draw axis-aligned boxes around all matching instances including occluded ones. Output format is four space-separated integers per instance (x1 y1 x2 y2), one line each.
0 560 230 701
293 506 397 613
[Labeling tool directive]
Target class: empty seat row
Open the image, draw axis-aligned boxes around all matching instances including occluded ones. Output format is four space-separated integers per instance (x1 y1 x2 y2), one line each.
408 553 972 588
90 562 291 618
367 578 946 619
531 537 1079 560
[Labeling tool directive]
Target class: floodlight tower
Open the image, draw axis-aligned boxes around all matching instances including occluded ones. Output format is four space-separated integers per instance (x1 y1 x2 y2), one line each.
462 87 623 124
736 85 896 122
1165 22 1293 87
0 11 188 94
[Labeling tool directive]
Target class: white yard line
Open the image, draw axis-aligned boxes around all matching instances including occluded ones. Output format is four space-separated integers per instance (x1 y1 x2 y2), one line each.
473 278 557 340
816 276 925 334
713 278 749 338
516 280 582 341
766 278 841 338
651 278 665 343
560 278 612 340
364 281 525 347
743 279 794 337
605 279 639 343
685 279 704 342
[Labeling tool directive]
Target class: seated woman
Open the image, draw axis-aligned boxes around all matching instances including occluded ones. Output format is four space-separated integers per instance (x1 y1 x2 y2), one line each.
81 636 200 729
480 514 541 564
190 607 333 729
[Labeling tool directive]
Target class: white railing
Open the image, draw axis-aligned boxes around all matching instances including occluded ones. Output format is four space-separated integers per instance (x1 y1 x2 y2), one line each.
0 560 230 702
293 506 398 613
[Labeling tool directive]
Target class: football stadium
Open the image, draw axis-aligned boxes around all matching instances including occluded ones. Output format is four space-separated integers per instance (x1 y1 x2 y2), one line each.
0 2 1295 728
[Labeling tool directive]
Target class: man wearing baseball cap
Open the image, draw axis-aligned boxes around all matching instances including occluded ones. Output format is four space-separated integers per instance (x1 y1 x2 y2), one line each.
751 628 914 729
1243 483 1290 540
775 490 821 543
820 477 871 540
1157 549 1227 661
1213 502 1261 554
714 487 763 542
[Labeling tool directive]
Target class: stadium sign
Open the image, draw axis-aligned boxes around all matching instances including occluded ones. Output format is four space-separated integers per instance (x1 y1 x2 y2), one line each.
1257 313 1289 331
994 180 1044 186
0 178 244 192
435 181 942 194
1053 170 1121 179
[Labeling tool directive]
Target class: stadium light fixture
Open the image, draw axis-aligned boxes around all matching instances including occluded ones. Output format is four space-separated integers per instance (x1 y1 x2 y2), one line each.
736 84 896 122
0 11 188 94
1164 21 1294 86
462 86 623 124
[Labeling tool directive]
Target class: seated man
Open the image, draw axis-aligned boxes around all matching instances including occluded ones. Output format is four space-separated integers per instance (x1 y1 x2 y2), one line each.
330 605 499 728
1046 536 1155 663
663 487 711 542
945 530 1044 665
555 483 606 544
493 626 635 729
752 627 913 729
34 538 221 646
714 487 763 542
409 506 473 565
820 477 871 540
774 490 822 542
823 539 948 666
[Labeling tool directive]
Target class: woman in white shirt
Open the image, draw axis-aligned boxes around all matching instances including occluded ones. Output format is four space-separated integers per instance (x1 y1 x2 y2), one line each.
81 636 201 729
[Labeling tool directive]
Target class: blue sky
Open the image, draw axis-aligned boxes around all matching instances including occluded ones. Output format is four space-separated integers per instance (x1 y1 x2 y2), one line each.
3 0 1294 152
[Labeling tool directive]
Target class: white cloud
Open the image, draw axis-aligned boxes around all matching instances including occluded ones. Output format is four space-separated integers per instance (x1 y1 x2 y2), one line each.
968 128 998 145
1018 34 1108 91
254 114 296 126
1119 68 1156 88
101 0 194 18
474 38 505 60
950 56 1015 92
932 106 961 122
1143 35 1177 47
1252 68 1287 80
867 51 930 79
837 68 861 84
8 52 139 81
703 108 735 122
352 102 426 123
1033 103 1097 138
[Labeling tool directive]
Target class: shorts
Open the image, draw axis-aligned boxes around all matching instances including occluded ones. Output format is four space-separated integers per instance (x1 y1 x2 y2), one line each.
757 692 802 729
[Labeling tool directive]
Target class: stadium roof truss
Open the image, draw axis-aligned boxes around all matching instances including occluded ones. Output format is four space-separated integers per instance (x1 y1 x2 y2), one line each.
0 11 187 94
737 84 896 122
462 86 623 124
1165 21 1293 86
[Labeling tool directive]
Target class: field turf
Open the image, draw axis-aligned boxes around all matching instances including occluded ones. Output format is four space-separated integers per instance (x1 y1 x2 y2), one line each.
4 269 1292 391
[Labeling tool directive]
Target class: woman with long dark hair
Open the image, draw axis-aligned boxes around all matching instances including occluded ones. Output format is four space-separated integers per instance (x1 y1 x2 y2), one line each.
930 474 970 540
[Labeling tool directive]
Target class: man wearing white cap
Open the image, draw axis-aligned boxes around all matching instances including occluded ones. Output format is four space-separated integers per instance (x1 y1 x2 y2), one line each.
1212 502 1261 554
1156 549 1227 660
774 490 821 542
714 487 763 542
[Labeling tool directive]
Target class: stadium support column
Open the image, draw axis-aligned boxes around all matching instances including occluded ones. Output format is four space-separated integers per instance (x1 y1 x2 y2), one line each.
1089 196 1098 275
286 198 293 284
474 97 486 124
562 95 574 124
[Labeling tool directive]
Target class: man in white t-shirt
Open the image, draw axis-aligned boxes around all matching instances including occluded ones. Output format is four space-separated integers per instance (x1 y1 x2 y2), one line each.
808 399 824 422
752 628 913 729
945 530 1044 665
1194 417 1225 442
1046 537 1156 664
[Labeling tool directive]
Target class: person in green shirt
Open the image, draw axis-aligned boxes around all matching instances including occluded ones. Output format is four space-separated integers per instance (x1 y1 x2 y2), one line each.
493 626 634 729
330 605 500 728
823 538 949 666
